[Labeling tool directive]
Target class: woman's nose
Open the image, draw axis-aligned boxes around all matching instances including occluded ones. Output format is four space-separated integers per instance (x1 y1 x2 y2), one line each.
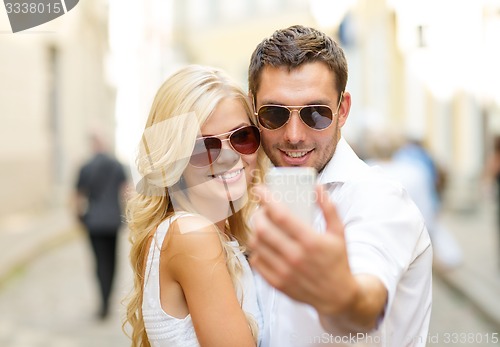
214 139 240 168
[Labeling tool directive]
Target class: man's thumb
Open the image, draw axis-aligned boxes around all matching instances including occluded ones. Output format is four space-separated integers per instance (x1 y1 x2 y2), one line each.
316 185 344 237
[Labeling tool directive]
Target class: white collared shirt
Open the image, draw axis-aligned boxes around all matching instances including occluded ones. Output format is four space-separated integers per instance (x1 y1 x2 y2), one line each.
255 137 432 347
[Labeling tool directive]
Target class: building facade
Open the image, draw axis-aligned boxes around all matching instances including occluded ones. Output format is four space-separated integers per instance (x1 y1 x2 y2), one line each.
0 0 114 217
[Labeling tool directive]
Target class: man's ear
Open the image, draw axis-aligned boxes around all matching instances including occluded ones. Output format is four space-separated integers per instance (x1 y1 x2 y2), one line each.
338 91 351 128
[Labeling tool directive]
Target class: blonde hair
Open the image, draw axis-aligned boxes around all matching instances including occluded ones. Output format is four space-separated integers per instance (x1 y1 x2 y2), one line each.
123 65 267 346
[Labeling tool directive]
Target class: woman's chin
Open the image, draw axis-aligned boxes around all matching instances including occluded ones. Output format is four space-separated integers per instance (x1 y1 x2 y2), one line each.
225 184 247 203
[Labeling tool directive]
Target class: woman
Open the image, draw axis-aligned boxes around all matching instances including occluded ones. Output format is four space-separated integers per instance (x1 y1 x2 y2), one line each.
124 65 266 346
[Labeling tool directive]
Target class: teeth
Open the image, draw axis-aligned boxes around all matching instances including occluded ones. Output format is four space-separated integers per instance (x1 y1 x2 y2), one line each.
216 168 242 180
286 151 308 158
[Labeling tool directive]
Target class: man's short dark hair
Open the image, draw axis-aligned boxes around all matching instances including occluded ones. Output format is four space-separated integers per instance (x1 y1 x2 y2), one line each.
248 25 348 100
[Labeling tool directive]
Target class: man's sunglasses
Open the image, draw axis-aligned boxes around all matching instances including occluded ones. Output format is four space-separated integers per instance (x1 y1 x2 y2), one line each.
189 125 261 168
255 92 344 131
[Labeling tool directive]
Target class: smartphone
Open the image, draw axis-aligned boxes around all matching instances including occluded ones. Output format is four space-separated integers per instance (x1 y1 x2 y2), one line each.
265 167 318 225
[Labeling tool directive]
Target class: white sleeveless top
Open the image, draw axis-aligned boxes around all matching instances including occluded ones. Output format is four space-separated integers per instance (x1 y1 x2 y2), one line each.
142 214 263 347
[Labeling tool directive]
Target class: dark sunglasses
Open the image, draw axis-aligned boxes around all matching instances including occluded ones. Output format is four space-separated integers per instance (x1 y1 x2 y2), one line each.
189 125 261 168
255 92 344 131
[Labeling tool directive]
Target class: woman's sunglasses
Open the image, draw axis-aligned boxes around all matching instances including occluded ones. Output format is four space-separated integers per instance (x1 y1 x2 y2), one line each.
189 125 261 168
255 92 343 131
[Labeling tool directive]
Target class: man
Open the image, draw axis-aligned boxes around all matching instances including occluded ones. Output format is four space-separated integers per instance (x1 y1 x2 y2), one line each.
248 25 432 346
75 132 127 319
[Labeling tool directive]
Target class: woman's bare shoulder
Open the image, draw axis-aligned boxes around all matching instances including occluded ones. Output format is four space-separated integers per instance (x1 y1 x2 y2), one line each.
165 214 224 260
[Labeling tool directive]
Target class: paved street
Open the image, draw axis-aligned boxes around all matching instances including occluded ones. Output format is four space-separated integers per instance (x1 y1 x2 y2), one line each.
0 206 499 346
429 274 499 346
0 230 132 347
427 201 500 346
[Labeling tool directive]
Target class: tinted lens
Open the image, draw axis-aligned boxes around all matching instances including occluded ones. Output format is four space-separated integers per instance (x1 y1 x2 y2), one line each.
300 106 333 130
258 106 290 130
190 137 221 167
229 126 260 154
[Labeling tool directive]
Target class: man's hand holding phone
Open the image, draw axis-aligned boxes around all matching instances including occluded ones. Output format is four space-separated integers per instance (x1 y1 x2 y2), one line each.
249 168 359 318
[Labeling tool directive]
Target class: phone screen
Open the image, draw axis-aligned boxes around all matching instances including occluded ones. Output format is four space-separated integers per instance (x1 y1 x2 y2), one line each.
265 167 317 225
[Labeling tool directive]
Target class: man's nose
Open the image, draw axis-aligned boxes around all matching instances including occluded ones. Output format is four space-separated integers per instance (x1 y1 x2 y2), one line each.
283 110 306 144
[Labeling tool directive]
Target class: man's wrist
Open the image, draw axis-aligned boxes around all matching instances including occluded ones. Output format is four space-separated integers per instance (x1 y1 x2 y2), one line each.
319 275 360 317
317 274 386 334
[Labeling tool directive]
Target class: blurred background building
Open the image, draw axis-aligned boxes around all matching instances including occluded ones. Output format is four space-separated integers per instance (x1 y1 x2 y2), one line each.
1 0 500 222
0 0 114 217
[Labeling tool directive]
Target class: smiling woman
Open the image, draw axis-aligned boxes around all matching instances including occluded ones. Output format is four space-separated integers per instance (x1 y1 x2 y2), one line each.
124 65 267 347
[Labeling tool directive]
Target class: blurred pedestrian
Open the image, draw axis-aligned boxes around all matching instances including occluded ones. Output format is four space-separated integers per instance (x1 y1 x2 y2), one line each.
394 137 442 211
364 128 462 270
394 136 463 270
363 127 435 227
484 135 500 269
75 132 127 319
124 65 265 346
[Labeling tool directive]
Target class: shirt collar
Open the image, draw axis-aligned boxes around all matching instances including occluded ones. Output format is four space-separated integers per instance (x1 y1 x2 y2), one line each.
317 137 368 184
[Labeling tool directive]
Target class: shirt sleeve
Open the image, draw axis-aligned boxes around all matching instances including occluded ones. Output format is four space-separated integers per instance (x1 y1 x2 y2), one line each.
333 178 427 317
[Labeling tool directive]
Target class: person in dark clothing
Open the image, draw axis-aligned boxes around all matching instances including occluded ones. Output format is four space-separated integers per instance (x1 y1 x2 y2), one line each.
496 138 500 271
485 135 500 270
75 133 127 319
